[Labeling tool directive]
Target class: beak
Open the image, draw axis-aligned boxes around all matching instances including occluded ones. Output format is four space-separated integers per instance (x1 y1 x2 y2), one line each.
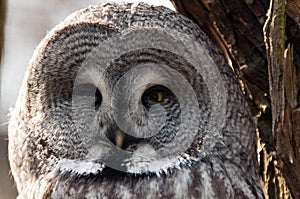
115 130 125 148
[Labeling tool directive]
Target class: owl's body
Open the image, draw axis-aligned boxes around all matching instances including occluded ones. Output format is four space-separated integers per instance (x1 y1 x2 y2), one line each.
9 3 263 199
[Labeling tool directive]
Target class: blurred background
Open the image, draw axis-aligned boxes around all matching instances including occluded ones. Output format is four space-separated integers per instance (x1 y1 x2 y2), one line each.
0 1 174 198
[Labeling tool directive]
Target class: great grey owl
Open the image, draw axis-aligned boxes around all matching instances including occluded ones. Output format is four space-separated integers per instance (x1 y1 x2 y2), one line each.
8 2 264 199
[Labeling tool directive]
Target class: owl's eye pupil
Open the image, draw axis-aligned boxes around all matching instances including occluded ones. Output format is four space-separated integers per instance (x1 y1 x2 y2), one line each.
95 88 102 109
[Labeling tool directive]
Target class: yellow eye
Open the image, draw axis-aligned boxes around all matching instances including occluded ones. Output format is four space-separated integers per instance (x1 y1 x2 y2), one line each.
148 91 164 102
142 85 172 107
156 92 164 102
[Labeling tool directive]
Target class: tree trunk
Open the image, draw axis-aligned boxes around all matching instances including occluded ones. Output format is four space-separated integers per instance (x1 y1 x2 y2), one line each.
170 0 300 198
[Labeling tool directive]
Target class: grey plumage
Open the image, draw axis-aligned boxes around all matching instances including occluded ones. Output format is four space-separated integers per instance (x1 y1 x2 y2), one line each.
9 2 264 198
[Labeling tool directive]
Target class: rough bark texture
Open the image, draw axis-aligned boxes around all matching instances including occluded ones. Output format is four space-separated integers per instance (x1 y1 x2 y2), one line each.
170 0 300 198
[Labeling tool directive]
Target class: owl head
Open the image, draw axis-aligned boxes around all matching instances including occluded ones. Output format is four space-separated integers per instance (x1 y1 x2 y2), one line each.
9 2 263 198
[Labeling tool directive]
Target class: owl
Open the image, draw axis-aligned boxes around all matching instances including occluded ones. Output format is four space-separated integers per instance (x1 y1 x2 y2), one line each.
8 2 264 199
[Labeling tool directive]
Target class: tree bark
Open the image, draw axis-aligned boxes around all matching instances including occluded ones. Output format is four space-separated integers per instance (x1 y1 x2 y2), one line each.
170 0 300 198
264 0 300 198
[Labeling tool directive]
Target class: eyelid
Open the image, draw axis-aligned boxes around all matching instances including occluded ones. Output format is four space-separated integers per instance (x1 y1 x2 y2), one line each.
73 83 102 109
73 83 97 96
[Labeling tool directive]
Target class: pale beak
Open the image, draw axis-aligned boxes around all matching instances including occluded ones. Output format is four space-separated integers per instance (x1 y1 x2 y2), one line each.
115 130 125 148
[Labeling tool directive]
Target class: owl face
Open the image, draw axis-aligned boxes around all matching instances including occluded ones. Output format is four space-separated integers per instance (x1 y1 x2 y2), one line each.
8 3 263 198
58 46 211 175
